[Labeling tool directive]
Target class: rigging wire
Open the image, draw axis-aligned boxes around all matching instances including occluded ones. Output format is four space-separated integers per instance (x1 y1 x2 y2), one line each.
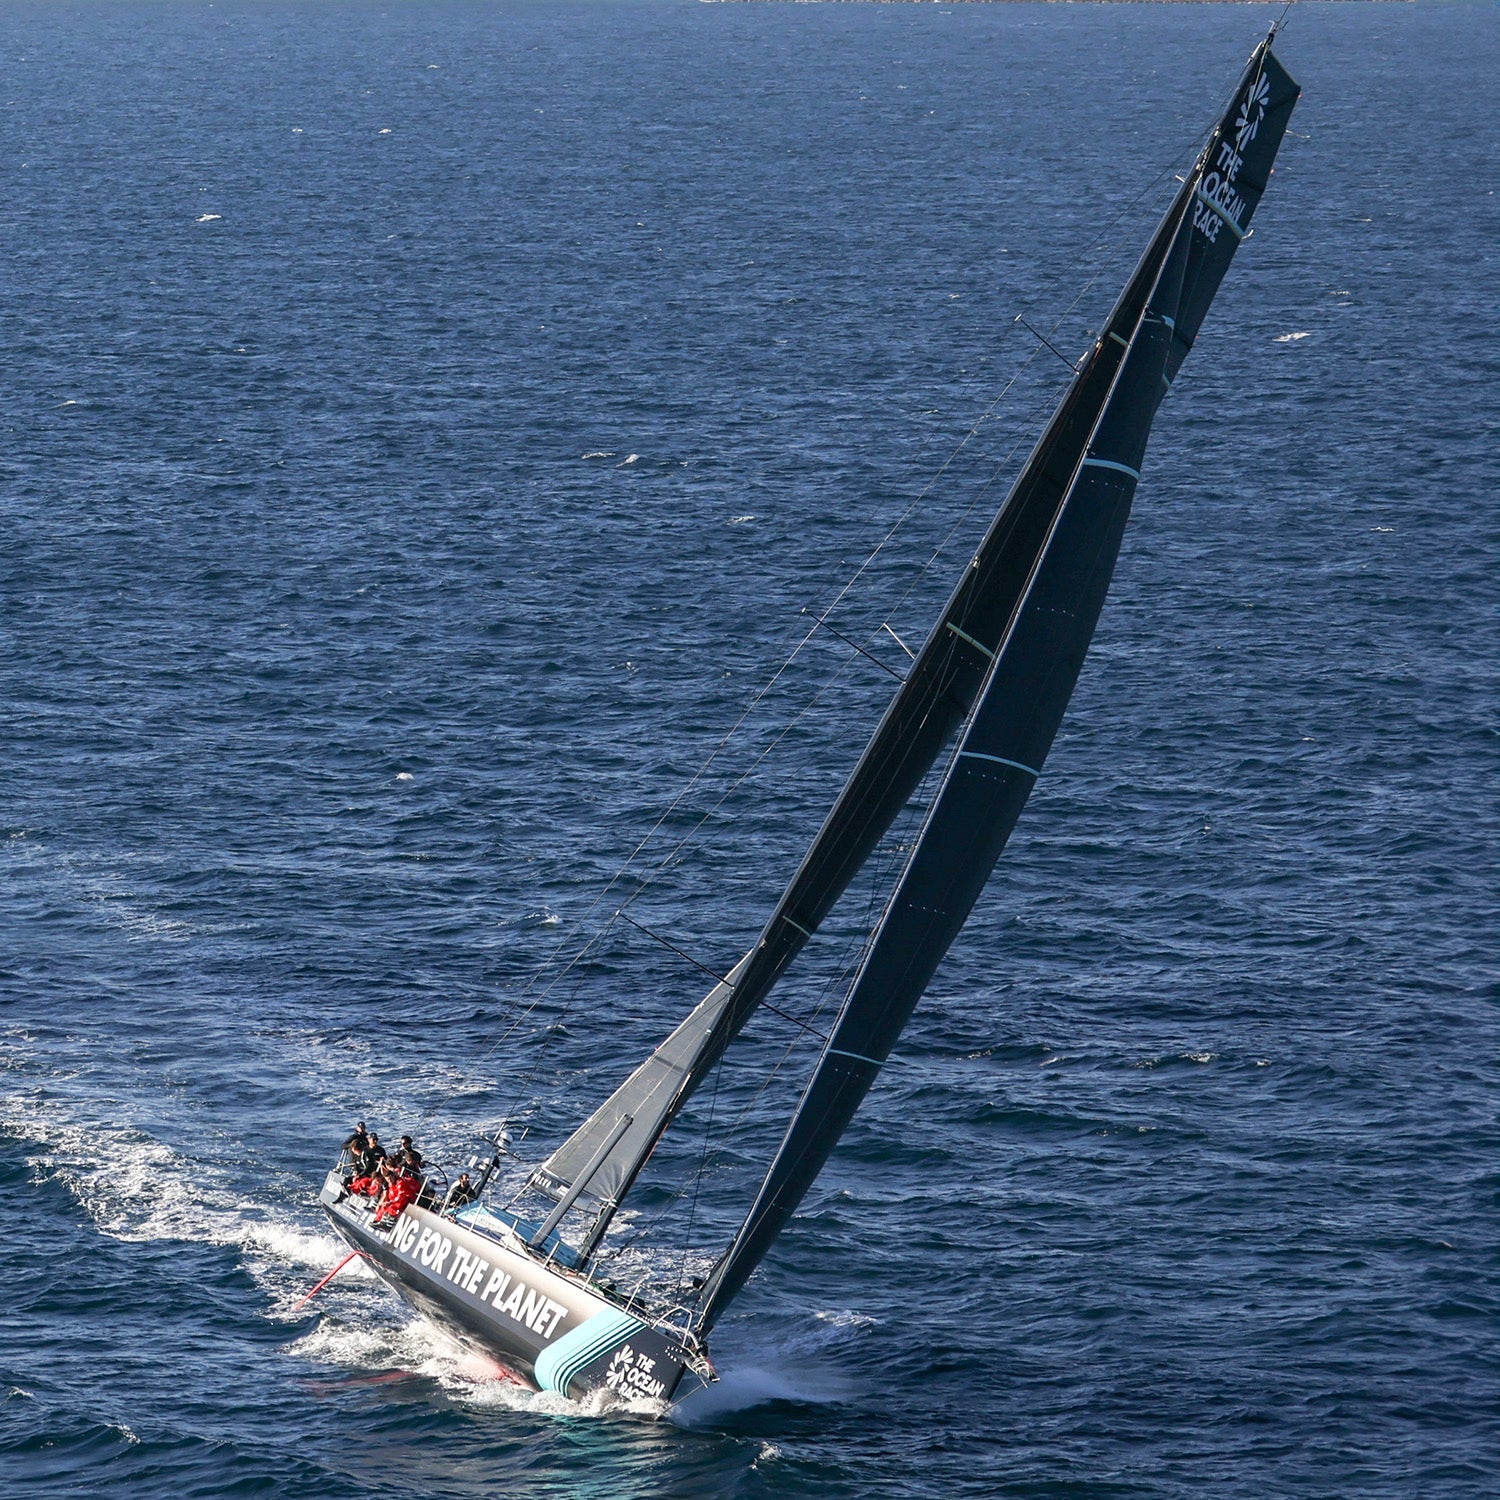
593 784 935 1267
678 41 1294 1275
606 104 1251 1266
410 96 1241 1141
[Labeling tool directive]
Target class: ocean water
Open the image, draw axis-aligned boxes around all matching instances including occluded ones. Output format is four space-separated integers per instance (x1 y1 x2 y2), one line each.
3 2 1496 1496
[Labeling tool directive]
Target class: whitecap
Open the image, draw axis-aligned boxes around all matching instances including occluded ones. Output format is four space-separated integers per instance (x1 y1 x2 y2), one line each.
812 1308 876 1330
290 1314 662 1418
196 213 221 223
0 1097 356 1305
617 453 639 466
1272 331 1310 342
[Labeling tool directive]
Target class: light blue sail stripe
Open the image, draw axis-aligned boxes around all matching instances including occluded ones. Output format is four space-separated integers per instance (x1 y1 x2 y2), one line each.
533 1307 643 1394
1081 456 1142 482
945 620 997 661
1193 186 1247 240
828 1047 881 1068
958 751 1040 778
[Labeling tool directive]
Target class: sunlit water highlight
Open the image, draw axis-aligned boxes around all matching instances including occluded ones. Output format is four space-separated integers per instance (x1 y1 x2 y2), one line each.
3 4 1496 1497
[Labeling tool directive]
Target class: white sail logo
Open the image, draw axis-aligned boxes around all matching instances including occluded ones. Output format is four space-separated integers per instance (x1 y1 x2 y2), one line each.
1234 73 1271 150
1192 72 1271 244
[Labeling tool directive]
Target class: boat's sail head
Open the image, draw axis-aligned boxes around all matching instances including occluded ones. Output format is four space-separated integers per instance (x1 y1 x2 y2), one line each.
1170 45 1299 380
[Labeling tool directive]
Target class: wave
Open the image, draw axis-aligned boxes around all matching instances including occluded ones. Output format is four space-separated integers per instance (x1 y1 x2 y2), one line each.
1 1088 669 1420
0 1092 363 1299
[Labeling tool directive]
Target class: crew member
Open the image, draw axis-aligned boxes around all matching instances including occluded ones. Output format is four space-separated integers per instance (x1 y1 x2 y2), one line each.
358 1132 385 1177
347 1165 382 1198
375 1161 420 1225
442 1172 477 1213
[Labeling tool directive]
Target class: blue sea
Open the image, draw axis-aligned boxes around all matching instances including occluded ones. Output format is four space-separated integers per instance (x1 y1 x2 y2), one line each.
3 2 1496 1496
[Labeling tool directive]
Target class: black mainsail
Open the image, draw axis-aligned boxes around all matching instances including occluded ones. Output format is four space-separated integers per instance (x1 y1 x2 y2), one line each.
536 39 1299 1284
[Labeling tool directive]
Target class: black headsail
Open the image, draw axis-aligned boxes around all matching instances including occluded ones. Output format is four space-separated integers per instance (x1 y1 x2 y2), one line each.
693 41 1299 1332
535 38 1298 1266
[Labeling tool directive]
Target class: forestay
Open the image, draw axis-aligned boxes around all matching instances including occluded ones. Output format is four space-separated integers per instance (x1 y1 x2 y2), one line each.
694 41 1300 1331
532 139 1205 1249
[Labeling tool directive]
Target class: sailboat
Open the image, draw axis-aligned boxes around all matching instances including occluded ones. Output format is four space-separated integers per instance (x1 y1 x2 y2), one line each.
314 34 1299 1407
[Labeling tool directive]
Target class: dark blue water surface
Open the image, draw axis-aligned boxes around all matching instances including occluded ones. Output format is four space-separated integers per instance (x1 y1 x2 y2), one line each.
3 2 1497 1496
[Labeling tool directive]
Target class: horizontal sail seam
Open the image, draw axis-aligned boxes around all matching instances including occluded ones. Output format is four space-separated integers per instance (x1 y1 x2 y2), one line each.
1081 457 1142 481
958 751 1041 777
1193 186 1246 240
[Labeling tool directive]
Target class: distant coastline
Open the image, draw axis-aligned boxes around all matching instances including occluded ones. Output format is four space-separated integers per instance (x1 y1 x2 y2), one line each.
710 2 1396 7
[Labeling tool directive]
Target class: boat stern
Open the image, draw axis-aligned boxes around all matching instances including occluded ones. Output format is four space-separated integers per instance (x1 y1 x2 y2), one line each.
321 1193 702 1406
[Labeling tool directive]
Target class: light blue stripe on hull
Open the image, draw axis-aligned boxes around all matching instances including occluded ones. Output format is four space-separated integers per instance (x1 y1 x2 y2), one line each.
533 1307 644 1394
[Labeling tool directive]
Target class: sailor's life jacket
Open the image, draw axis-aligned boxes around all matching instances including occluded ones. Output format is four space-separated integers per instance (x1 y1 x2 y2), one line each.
375 1173 420 1224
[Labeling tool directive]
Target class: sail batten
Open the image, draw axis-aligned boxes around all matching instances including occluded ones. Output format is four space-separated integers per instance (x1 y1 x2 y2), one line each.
693 42 1299 1332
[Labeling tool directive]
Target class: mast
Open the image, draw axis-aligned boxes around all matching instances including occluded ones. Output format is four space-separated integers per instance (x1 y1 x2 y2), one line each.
694 41 1300 1333
534 38 1299 1264
529 169 1198 1254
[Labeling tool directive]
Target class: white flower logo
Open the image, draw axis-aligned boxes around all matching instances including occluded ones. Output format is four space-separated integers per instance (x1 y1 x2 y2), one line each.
1235 73 1271 150
605 1345 635 1389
